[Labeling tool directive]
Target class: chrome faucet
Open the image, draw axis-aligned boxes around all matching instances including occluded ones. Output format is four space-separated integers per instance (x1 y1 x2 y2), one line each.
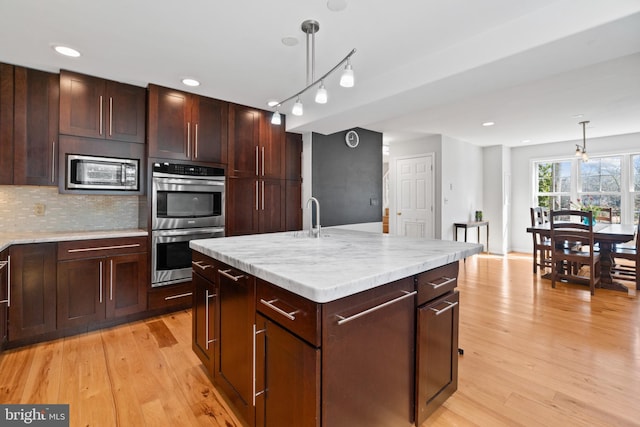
306 197 321 238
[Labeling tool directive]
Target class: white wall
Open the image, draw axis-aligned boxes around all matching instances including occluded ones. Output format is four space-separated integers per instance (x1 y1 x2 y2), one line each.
388 134 483 241
482 145 511 255
510 132 640 253
441 135 483 242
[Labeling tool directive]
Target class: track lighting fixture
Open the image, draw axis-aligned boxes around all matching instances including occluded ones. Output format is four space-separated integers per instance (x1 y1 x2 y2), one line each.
270 19 356 124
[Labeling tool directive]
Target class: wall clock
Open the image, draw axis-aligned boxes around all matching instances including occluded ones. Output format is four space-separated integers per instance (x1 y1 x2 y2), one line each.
345 130 360 148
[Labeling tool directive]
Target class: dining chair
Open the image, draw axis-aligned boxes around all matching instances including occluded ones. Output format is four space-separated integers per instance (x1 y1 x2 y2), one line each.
549 209 601 295
595 207 613 223
530 207 551 273
611 217 639 290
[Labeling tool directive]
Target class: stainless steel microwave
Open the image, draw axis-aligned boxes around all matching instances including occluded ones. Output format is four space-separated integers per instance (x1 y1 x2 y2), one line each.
67 154 139 190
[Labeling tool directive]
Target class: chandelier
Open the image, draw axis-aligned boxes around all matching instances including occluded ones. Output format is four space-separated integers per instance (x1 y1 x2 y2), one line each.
575 120 590 162
271 19 356 125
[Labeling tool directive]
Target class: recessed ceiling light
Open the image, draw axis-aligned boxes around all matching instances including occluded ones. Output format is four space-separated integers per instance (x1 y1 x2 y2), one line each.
181 78 200 87
521 139 531 144
53 45 81 58
327 0 348 12
267 100 279 107
482 121 495 127
281 37 299 47
571 114 584 118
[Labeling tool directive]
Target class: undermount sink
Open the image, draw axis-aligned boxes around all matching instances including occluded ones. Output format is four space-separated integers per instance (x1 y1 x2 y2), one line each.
290 231 330 238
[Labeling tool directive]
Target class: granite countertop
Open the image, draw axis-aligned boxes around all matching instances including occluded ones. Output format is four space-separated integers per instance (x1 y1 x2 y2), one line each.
190 228 483 303
0 229 148 252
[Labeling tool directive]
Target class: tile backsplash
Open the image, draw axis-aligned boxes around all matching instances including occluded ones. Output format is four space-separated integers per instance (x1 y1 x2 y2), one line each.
0 186 142 232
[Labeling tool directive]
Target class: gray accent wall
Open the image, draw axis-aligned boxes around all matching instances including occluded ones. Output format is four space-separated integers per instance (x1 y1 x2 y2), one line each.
312 128 383 227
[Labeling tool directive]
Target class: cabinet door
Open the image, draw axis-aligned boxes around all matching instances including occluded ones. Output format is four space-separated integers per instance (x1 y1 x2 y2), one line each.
285 180 302 231
216 266 255 426
57 258 105 329
8 243 57 341
416 290 459 425
260 179 285 233
322 278 415 427
228 104 260 177
106 81 145 143
192 272 216 374
192 95 228 164
13 67 59 186
226 178 260 236
106 252 148 318
0 250 8 349
285 132 302 180
147 84 191 160
255 314 320 427
260 116 285 179
0 63 14 184
60 70 105 139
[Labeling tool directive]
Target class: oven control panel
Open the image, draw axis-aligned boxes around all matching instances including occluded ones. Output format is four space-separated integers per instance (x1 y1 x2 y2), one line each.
153 162 224 177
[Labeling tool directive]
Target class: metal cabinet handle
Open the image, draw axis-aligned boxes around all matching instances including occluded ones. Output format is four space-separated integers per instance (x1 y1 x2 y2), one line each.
99 95 103 135
261 180 265 210
67 243 141 253
429 300 458 316
253 324 266 406
164 292 193 301
51 140 56 183
426 277 456 289
218 269 245 282
109 97 113 136
261 146 265 176
109 259 114 301
260 298 299 321
192 260 213 271
205 290 217 350
336 290 416 325
187 122 191 158
99 261 103 303
255 181 259 211
0 259 8 306
194 123 199 158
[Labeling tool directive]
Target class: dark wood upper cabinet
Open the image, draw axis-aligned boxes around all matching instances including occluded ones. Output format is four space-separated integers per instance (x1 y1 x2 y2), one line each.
285 132 302 180
13 67 59 186
0 63 14 184
60 70 145 144
147 84 228 164
228 104 284 179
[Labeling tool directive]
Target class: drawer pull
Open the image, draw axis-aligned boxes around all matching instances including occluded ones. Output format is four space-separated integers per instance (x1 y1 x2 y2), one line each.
67 243 141 253
425 276 456 289
164 292 193 301
430 301 458 316
0 260 7 305
260 298 299 321
336 290 416 325
192 260 212 270
219 269 245 281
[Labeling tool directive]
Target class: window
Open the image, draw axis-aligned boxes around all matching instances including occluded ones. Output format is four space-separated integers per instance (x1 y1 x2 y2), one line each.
632 154 640 222
579 156 621 222
534 153 638 224
535 160 571 210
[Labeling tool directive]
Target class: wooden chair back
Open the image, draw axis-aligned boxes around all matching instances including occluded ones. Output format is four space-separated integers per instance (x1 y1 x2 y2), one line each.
549 209 600 294
595 207 613 223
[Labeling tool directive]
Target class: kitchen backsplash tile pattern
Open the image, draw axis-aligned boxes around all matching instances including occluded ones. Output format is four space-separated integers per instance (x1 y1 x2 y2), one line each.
0 186 140 232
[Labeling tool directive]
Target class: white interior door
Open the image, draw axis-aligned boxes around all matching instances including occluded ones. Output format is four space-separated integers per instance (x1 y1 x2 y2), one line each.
395 155 434 238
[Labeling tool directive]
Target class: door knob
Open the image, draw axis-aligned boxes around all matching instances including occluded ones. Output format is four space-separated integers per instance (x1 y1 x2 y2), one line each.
397 212 402 216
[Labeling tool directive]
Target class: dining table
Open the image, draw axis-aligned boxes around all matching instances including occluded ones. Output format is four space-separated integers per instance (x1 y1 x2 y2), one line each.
526 223 637 292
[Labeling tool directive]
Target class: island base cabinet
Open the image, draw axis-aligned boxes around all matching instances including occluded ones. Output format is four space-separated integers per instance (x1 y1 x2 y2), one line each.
192 271 217 374
415 290 459 425
254 314 320 427
322 277 416 427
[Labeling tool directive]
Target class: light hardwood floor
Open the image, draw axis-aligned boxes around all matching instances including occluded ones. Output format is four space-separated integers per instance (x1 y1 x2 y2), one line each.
1 252 638 427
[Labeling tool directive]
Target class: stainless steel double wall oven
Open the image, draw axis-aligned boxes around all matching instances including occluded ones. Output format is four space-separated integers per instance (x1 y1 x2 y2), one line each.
151 162 225 287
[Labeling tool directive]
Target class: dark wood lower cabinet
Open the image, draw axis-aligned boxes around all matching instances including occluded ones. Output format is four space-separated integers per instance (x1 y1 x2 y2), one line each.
255 313 320 427
415 290 460 425
192 272 217 373
0 249 9 350
8 243 57 341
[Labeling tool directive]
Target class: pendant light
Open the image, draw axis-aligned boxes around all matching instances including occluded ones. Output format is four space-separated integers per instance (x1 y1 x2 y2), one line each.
575 121 590 162
269 20 356 124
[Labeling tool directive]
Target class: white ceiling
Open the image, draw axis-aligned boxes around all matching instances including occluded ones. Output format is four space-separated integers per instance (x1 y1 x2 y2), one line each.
1 0 639 147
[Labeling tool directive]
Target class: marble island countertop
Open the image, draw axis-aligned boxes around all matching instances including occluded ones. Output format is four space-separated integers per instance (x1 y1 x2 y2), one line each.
190 228 483 303
0 229 148 252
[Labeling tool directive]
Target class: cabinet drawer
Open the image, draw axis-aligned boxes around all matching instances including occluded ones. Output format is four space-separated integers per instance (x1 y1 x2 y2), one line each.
416 262 458 305
256 279 321 347
191 250 218 283
148 281 193 310
58 237 147 260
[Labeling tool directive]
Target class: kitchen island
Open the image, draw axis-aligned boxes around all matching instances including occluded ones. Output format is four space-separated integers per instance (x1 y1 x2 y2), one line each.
190 228 482 427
